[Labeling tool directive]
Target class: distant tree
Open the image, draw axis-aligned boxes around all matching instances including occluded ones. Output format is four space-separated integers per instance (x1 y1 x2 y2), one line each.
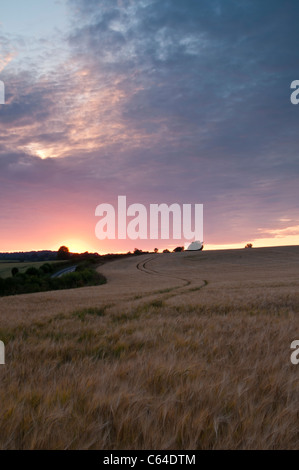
154 248 158 253
57 245 70 260
173 246 184 253
163 249 170 253
39 263 53 274
133 248 143 255
11 267 19 277
245 243 253 249
25 267 40 276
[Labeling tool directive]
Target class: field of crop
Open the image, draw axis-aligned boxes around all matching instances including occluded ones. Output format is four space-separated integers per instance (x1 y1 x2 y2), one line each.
0 261 63 279
0 246 299 449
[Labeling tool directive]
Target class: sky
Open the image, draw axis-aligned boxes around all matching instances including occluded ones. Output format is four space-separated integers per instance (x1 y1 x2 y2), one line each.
0 0 299 254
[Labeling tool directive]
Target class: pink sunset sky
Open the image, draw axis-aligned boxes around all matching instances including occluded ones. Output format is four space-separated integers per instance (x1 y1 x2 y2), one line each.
0 0 299 254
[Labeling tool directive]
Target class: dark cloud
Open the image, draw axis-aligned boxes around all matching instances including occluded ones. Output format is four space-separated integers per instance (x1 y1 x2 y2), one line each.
67 0 299 167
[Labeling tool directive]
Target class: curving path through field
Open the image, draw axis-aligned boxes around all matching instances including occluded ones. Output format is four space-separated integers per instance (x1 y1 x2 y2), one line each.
134 255 207 302
2 246 299 325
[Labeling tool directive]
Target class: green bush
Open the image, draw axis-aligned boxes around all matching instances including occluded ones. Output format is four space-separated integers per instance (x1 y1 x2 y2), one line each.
11 267 19 277
39 263 54 274
25 267 40 276
0 264 106 297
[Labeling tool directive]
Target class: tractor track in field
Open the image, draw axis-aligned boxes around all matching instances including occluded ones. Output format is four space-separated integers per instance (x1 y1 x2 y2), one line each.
136 256 190 287
135 256 208 300
96 255 208 311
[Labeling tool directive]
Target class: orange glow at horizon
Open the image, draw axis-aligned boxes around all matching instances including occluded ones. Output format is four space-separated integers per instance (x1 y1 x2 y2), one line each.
53 239 100 254
1 214 299 255
204 233 299 251
2 235 299 255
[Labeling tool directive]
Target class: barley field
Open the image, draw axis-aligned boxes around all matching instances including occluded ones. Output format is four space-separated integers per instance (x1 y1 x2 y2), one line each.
0 246 299 449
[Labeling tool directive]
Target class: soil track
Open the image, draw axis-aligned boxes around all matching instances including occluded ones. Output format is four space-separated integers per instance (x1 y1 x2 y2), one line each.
136 256 191 285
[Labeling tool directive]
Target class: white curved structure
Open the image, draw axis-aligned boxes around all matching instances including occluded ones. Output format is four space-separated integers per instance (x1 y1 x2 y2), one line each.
186 241 203 251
